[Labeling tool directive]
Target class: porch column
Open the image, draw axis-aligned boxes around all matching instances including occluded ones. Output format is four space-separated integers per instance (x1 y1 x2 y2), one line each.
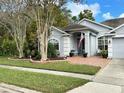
63 36 71 56
84 31 90 56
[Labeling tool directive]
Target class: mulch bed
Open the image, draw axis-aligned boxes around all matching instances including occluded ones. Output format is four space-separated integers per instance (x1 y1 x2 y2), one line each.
8 57 67 64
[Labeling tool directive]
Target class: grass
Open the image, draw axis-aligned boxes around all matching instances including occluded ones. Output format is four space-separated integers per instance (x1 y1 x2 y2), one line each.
0 57 101 75
0 67 89 93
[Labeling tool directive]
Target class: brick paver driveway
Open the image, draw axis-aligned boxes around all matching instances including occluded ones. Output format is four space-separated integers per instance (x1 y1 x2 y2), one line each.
67 56 110 68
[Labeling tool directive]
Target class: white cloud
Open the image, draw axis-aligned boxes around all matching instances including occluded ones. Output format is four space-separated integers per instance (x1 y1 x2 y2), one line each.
66 2 101 17
102 12 114 20
119 13 124 18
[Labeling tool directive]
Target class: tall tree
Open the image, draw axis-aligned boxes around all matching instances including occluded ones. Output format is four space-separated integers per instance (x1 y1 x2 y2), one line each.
78 9 95 21
25 0 86 61
72 9 95 22
72 16 78 23
25 0 71 61
0 0 30 58
54 6 72 28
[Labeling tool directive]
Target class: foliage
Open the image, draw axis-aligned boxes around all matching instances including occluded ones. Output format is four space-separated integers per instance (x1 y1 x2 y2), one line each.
72 9 95 22
100 50 108 58
24 21 37 57
53 6 71 28
0 0 31 58
79 10 95 21
47 43 58 58
0 25 17 56
72 16 78 23
0 39 17 56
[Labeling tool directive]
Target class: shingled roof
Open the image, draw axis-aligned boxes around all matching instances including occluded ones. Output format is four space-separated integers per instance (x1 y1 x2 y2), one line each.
63 24 89 32
101 18 124 28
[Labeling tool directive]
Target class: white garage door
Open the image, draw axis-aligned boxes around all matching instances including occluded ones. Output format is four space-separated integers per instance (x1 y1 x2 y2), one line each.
113 38 124 58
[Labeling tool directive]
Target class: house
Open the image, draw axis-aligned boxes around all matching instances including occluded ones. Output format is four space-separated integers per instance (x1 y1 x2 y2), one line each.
49 18 124 59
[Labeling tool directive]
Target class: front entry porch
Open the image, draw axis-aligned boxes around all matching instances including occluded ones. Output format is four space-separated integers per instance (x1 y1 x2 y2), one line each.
70 31 97 57
74 32 85 55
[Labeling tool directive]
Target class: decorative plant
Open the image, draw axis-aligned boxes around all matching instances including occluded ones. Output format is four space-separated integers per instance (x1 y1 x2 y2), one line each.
101 50 108 58
83 52 88 58
47 43 58 58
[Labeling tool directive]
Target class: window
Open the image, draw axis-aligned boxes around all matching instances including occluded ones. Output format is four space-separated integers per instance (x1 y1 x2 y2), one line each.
98 37 108 50
49 39 59 50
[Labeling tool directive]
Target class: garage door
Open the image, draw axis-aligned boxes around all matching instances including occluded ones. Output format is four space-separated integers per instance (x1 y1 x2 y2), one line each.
113 38 124 58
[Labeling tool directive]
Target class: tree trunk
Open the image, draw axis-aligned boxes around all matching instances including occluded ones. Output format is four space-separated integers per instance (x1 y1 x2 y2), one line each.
18 48 24 58
39 31 48 61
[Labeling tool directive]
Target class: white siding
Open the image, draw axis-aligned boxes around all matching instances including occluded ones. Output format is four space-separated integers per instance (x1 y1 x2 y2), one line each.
79 20 110 33
85 31 90 56
90 35 97 56
63 36 71 56
112 38 124 59
108 37 113 58
115 26 124 35
70 34 76 51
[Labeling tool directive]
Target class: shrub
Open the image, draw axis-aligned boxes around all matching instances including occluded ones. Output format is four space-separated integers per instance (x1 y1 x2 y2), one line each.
101 50 108 58
31 50 41 60
0 39 17 56
47 43 58 58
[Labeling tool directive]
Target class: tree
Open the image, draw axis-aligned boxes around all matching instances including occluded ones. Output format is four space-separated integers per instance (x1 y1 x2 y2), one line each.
25 0 86 61
79 9 95 21
0 0 30 58
72 9 95 22
72 16 78 23
25 0 70 61
54 6 72 28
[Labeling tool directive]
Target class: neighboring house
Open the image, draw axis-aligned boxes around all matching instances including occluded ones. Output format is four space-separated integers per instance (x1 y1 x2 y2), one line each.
49 18 124 59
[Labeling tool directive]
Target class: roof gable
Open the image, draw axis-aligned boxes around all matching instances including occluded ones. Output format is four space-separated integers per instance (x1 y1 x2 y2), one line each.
51 26 70 35
110 24 124 34
64 24 89 31
78 18 113 32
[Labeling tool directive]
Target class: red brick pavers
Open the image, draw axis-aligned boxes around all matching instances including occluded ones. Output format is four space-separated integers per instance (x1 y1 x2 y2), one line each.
67 56 111 68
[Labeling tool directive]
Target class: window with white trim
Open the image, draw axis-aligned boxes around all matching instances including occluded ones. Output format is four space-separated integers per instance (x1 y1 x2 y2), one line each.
98 37 108 50
49 39 59 50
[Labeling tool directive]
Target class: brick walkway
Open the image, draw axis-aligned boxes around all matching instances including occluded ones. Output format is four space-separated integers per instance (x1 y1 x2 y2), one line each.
67 56 110 68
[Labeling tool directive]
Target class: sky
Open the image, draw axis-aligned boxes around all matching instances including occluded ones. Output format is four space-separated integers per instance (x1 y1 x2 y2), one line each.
66 0 124 22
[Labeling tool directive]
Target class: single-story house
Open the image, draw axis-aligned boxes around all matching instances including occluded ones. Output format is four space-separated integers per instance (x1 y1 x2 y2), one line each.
49 18 124 59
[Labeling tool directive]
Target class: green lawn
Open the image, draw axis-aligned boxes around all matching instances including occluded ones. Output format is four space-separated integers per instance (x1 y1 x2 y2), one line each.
0 57 100 75
0 67 89 93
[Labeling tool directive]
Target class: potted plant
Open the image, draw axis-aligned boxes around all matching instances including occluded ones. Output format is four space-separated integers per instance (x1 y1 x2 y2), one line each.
69 50 76 57
101 50 108 58
83 52 88 57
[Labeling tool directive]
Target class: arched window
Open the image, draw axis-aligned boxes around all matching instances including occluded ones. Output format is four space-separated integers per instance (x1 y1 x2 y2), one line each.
49 39 59 50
